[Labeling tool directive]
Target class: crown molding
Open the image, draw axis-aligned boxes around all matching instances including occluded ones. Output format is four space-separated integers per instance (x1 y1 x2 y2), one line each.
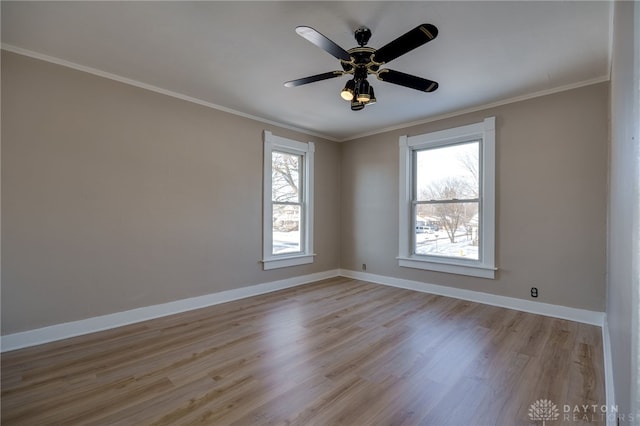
1 44 340 143
343 75 611 142
2 44 609 144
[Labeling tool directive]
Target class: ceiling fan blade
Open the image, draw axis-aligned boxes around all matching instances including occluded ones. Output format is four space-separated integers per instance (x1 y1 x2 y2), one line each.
284 71 344 88
377 69 438 92
373 23 438 65
295 26 352 62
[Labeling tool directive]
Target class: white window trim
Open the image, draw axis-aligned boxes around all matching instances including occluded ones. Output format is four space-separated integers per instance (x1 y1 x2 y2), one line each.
262 131 315 270
398 117 496 279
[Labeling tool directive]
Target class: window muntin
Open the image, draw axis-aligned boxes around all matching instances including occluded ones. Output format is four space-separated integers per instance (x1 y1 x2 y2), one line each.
262 131 314 270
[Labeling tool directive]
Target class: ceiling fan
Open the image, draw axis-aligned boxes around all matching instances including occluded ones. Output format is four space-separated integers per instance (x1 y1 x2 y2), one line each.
284 23 439 111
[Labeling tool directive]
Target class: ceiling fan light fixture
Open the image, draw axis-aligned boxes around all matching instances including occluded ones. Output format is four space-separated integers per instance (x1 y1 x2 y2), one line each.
351 100 365 111
340 79 356 101
368 86 376 105
356 79 370 102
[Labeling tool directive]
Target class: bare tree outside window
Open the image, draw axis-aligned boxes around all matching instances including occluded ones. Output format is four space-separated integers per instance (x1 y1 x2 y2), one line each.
272 152 300 203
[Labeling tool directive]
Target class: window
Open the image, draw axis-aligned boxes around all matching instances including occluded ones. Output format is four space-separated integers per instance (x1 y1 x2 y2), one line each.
262 131 314 270
398 117 496 279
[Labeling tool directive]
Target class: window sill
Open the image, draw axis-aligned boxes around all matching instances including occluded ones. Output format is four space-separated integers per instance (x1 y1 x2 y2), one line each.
262 254 315 270
397 256 496 279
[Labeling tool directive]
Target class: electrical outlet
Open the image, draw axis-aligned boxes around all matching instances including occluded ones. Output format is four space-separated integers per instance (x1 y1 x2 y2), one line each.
531 287 538 298
362 263 367 271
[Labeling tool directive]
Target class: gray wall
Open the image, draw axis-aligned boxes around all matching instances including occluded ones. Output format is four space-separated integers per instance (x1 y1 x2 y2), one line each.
1 51 341 335
1 47 612 339
607 1 640 423
341 82 609 312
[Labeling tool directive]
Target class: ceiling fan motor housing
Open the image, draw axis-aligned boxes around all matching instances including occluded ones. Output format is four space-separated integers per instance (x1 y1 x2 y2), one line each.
354 26 372 47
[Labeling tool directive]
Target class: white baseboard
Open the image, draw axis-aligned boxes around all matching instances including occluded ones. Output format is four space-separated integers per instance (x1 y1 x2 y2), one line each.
339 269 605 326
0 269 340 352
0 268 606 353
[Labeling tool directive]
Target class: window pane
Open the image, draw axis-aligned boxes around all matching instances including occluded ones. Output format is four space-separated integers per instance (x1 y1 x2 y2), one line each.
272 151 301 202
415 202 479 260
416 141 479 201
272 204 301 255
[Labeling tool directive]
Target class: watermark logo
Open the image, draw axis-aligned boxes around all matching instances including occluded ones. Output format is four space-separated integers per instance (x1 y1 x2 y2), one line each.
529 399 624 423
529 399 560 425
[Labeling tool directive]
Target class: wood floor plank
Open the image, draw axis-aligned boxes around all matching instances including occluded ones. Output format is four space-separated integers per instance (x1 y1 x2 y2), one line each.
1 277 605 425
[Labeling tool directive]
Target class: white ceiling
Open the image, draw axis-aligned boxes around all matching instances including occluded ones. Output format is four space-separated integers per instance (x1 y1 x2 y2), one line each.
2 1 611 141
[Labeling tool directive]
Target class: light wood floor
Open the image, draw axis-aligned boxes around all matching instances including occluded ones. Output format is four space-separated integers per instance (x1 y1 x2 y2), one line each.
1 277 605 425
